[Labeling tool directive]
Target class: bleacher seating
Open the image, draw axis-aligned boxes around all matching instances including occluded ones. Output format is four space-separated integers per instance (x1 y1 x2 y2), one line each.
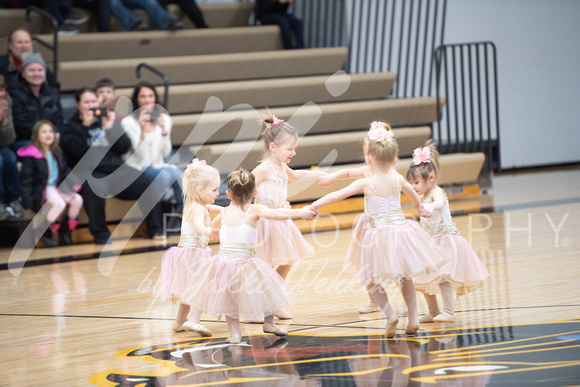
0 2 485 237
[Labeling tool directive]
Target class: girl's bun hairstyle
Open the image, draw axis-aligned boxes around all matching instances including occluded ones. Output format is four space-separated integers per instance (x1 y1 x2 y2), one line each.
227 168 255 204
366 121 398 165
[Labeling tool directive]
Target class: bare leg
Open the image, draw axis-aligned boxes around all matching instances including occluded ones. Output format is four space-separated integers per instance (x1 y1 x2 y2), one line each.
263 314 288 336
400 278 420 335
176 303 190 324
420 293 441 323
274 265 294 319
366 283 398 338
276 264 293 280
225 315 242 343
433 281 455 322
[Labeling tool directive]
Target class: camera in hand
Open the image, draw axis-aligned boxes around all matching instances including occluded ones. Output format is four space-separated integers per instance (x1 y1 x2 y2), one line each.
147 106 161 122
90 106 108 118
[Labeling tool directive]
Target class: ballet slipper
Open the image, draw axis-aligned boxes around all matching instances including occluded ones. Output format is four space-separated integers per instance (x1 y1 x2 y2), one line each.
245 318 265 324
358 303 381 314
172 321 187 332
263 323 288 337
419 315 435 323
385 318 399 338
182 321 212 337
433 312 455 323
226 334 242 344
275 309 293 320
405 321 420 336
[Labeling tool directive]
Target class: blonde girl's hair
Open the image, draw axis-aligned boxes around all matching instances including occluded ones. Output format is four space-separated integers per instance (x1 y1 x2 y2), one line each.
260 114 298 161
366 121 398 165
227 168 255 204
182 163 220 216
406 140 441 183
31 120 62 159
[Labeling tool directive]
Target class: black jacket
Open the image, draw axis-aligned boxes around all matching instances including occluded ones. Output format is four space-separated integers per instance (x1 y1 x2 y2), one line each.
10 75 63 141
60 113 131 175
17 144 71 212
0 53 60 90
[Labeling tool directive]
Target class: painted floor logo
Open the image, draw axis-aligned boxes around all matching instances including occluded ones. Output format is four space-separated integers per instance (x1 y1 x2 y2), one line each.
89 320 580 386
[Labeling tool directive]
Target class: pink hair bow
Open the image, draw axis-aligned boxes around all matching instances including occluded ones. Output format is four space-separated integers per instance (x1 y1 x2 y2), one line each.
412 147 431 165
265 115 284 131
367 121 392 143
186 158 207 172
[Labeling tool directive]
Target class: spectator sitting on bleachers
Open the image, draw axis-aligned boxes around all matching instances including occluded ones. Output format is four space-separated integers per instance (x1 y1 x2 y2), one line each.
9 53 63 151
0 75 24 220
255 0 304 49
122 81 184 219
0 29 59 90
72 0 112 32
60 87 165 244
158 0 208 28
44 0 89 35
110 0 183 31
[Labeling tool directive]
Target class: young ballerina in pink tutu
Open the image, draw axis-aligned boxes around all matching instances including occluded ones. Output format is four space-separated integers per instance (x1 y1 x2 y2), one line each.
153 159 220 337
251 115 325 320
182 168 316 343
407 142 489 323
311 121 448 337
317 136 380 315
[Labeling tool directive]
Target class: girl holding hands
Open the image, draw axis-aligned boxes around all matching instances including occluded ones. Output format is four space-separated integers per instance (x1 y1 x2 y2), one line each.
310 121 447 337
252 115 325 320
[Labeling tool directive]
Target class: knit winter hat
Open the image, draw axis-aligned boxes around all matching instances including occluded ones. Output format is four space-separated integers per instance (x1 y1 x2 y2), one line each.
21 52 47 69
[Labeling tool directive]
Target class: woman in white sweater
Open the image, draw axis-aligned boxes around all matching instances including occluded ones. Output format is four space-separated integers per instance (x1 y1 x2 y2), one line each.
122 81 183 213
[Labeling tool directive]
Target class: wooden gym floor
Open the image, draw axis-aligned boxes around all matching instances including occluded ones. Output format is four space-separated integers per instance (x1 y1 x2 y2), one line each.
1 164 579 386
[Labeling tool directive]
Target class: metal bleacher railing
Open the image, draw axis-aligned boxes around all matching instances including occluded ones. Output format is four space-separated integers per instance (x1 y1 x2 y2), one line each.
240 0 501 171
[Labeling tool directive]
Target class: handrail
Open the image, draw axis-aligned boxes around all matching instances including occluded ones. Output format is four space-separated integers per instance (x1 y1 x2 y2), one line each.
135 63 169 109
434 41 501 171
26 6 59 82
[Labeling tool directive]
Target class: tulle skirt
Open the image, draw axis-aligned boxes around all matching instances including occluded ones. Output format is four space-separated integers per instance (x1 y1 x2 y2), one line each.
357 220 449 285
344 214 368 272
152 246 211 303
255 218 315 266
413 234 489 296
180 256 294 320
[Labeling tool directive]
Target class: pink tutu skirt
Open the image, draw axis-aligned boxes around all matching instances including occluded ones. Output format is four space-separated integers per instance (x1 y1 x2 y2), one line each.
255 218 314 266
359 220 449 285
152 246 211 303
344 214 368 272
414 234 489 296
181 256 294 321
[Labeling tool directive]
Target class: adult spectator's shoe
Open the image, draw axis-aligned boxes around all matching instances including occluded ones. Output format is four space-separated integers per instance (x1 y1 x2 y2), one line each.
94 236 112 245
167 15 184 31
64 9 89 25
6 199 24 218
0 204 9 221
40 235 58 248
58 24 79 36
132 17 150 31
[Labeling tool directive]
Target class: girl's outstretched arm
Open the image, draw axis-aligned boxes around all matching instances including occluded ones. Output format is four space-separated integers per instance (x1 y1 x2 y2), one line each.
254 203 316 221
401 178 429 218
425 186 446 213
286 165 326 182
312 178 366 210
318 166 369 187
207 204 223 215
191 205 211 237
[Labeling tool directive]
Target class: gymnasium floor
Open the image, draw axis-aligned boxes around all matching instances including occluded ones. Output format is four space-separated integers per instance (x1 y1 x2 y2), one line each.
1 164 579 386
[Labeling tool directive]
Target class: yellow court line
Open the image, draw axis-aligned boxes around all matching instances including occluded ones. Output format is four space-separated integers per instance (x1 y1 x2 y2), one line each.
431 329 580 354
410 361 580 384
433 343 580 361
437 340 575 357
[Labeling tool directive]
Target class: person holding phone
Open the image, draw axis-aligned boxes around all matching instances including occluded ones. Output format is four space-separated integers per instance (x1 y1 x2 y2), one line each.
60 87 165 244
122 81 184 223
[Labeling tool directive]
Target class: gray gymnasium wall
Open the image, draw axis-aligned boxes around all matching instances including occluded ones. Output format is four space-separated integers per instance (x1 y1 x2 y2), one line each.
444 0 580 169
202 0 580 169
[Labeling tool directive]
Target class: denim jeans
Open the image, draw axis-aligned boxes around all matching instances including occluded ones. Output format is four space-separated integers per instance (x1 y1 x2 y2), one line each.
144 166 183 208
110 0 170 30
0 147 21 204
260 13 305 49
